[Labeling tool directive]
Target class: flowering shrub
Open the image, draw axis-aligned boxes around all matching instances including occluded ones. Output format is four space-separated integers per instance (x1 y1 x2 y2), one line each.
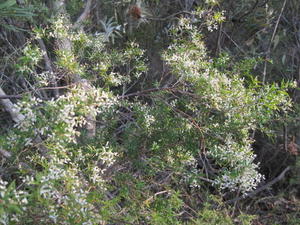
0 179 28 225
0 6 294 225
163 18 292 194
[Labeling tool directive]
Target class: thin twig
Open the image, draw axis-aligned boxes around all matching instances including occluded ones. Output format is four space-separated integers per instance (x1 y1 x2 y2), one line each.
148 11 194 21
215 22 223 56
284 123 288 152
262 0 287 83
120 86 176 98
0 83 79 99
222 31 246 54
144 190 170 204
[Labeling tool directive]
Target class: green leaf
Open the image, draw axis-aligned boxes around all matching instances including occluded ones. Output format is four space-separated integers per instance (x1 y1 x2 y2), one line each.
7 204 22 214
0 0 16 10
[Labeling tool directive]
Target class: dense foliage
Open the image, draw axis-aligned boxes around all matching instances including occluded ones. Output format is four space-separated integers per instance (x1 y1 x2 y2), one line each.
0 0 299 224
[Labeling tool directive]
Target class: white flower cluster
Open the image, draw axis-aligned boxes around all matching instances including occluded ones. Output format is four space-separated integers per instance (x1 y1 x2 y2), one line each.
10 97 44 147
163 28 207 81
12 85 115 146
49 16 72 40
214 166 264 194
17 44 43 74
35 144 107 224
186 168 202 189
11 85 118 222
90 145 119 187
90 33 106 51
180 154 203 189
163 19 270 194
208 137 264 194
14 96 42 131
3 85 119 223
0 178 28 225
36 71 55 87
209 137 255 167
98 145 119 168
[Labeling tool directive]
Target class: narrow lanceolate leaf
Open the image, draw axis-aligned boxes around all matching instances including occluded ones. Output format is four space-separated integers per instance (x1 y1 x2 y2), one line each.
0 0 16 10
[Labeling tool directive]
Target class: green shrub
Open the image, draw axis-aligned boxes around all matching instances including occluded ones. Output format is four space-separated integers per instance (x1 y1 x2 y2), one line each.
0 11 294 225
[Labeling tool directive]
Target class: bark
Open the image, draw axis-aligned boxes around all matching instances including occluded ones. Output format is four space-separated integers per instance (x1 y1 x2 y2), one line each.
74 0 93 29
0 87 24 123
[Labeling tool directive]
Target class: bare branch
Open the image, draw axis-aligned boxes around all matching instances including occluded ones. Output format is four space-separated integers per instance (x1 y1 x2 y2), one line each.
0 94 22 99
0 87 25 123
73 0 93 29
0 148 12 158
